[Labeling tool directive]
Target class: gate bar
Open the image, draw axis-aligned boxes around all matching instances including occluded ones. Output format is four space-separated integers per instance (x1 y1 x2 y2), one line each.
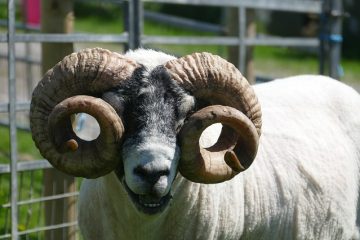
7 0 19 239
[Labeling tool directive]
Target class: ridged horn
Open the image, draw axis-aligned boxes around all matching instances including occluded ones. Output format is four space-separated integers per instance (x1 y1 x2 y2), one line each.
30 48 138 178
165 52 262 183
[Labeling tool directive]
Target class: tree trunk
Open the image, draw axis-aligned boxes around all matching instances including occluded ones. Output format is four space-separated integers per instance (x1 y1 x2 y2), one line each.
41 1 76 239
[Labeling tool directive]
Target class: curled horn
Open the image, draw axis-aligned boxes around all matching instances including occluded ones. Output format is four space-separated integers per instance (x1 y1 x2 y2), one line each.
30 48 138 178
165 52 262 183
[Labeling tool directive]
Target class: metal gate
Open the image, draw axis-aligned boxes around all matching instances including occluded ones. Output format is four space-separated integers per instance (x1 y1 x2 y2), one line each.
0 0 341 239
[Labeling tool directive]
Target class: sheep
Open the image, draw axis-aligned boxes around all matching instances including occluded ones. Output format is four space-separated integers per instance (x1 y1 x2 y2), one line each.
29 47 360 240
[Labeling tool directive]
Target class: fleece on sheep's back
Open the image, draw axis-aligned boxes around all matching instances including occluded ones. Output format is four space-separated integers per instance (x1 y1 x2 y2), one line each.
79 74 360 240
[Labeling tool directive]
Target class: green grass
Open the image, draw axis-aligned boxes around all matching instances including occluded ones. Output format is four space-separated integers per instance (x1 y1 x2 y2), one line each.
0 126 44 239
255 47 319 78
0 124 82 239
0 171 44 240
0 126 41 164
253 46 360 85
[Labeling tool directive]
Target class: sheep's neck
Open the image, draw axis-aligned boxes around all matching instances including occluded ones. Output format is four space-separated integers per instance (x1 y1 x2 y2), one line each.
98 173 245 239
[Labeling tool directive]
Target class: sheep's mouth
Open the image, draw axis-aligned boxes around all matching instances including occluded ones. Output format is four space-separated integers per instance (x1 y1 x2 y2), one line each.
122 180 172 215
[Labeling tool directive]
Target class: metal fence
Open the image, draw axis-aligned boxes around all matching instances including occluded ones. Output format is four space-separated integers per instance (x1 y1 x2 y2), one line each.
0 0 341 239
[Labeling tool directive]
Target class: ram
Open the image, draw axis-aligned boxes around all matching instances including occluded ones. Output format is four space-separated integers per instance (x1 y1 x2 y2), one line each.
30 48 360 240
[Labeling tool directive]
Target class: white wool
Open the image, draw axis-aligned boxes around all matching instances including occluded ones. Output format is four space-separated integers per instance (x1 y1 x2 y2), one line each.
124 48 176 71
79 50 360 239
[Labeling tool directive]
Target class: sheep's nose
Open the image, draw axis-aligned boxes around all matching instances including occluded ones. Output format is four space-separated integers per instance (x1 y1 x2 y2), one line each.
134 165 170 185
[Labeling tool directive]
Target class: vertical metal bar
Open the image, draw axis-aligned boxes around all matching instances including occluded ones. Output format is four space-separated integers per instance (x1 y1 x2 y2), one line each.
328 0 343 79
7 0 19 239
25 171 34 230
319 8 326 75
238 6 246 74
320 0 343 79
127 0 142 50
319 0 328 75
37 177 45 239
133 0 142 48
123 1 130 51
127 0 135 49
25 43 33 98
22 0 33 98
134 0 143 48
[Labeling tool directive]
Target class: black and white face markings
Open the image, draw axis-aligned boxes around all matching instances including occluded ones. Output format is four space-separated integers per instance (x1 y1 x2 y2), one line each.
107 65 195 214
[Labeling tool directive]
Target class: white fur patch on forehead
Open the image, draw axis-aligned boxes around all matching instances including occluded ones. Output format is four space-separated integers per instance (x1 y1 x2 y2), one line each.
135 138 178 159
122 133 179 164
125 48 176 71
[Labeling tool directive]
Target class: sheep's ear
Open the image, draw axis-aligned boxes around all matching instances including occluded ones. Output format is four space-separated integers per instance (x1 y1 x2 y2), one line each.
175 94 195 132
102 91 126 116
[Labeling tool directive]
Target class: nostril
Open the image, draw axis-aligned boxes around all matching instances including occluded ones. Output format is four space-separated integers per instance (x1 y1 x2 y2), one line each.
159 169 170 176
134 166 148 178
134 165 170 184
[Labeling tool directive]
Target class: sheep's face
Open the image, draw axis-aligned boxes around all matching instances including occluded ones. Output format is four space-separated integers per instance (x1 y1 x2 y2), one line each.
112 66 195 214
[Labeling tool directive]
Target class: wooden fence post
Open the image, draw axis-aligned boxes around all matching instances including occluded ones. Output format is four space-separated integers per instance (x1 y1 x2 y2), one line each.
226 7 256 84
41 0 76 239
